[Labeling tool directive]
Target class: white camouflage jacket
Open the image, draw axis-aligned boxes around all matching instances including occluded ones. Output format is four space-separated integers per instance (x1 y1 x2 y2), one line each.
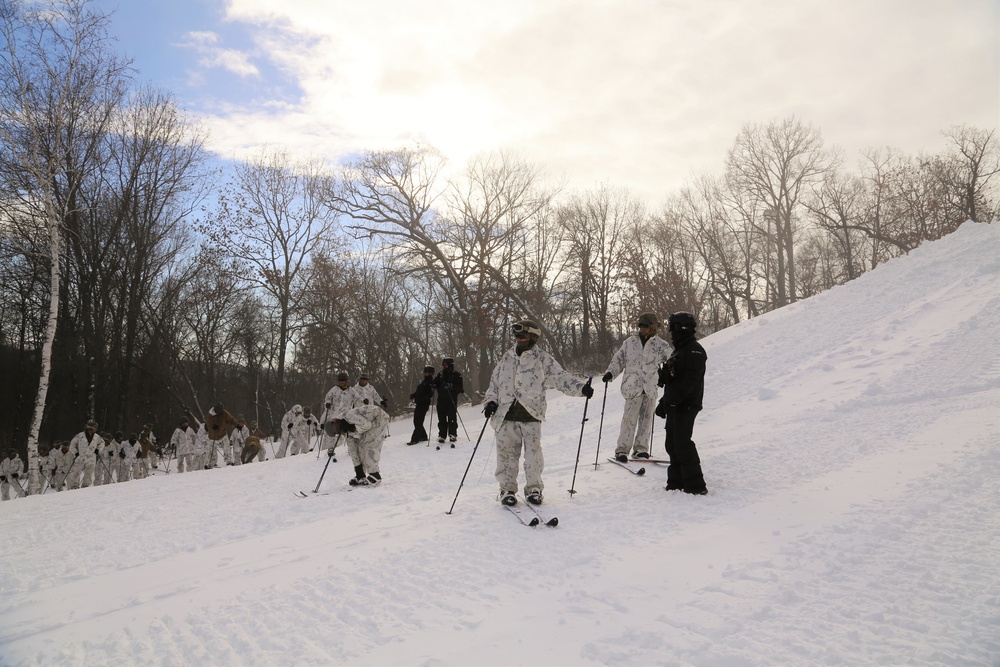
1 455 24 479
342 404 390 445
323 386 353 421
172 426 195 456
70 430 102 461
483 344 587 428
350 384 382 410
605 333 673 399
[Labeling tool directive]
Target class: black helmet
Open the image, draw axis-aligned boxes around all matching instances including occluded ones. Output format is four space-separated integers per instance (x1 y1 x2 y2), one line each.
667 311 697 333
423 365 435 374
442 357 454 368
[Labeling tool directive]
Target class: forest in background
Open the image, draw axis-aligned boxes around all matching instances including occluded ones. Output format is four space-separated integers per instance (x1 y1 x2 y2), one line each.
1 0 997 457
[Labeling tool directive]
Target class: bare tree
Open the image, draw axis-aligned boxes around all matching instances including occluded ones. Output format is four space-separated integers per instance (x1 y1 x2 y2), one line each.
727 116 836 307
927 125 999 224
557 185 641 364
0 0 131 493
204 148 336 394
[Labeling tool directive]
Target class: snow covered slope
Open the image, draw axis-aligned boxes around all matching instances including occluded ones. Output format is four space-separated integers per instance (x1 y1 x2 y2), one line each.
1 222 997 666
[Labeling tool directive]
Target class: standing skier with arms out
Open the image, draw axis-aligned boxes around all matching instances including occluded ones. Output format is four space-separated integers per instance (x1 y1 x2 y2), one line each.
656 311 709 495
483 319 593 506
602 312 672 462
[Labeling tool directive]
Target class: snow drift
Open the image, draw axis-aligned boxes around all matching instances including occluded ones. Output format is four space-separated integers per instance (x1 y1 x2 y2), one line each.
1 221 998 666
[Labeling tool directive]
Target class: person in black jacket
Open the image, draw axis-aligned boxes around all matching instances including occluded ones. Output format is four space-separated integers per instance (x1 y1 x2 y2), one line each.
433 357 464 445
656 311 708 495
407 365 436 445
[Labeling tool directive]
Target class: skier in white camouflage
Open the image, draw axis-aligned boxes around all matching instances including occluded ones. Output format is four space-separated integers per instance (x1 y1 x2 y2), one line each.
52 441 75 491
277 405 315 457
94 432 114 485
172 417 196 473
323 372 353 434
37 444 57 491
602 312 673 462
331 402 390 486
483 319 593 507
69 420 101 489
351 373 383 410
1 449 25 500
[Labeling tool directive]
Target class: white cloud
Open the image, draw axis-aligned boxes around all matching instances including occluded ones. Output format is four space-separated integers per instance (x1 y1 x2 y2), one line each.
178 30 260 78
194 0 999 204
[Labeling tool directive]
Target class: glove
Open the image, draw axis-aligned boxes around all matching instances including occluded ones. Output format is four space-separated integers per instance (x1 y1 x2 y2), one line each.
602 371 613 383
287 423 293 430
119 450 126 459
0 476 6 482
581 383 594 399
483 401 498 418
380 398 387 407
12 473 18 479
409 393 415 400
325 402 331 409
655 397 675 418
336 419 356 433
327 447 336 457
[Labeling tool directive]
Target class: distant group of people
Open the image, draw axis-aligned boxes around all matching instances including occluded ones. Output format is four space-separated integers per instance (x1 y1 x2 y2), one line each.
406 358 465 447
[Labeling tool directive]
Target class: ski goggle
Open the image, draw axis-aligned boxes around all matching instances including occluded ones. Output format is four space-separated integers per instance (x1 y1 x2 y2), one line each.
511 323 541 337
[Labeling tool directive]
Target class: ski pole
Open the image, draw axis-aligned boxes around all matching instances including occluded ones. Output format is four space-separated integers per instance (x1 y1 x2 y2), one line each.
39 467 53 493
9 474 28 497
568 377 594 497
96 454 117 484
593 380 609 469
427 400 436 447
316 428 326 459
312 434 341 493
446 417 492 515
455 404 469 441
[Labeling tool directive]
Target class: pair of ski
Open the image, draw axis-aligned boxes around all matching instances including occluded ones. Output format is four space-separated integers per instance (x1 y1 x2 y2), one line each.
607 457 670 476
294 490 328 497
505 497 559 527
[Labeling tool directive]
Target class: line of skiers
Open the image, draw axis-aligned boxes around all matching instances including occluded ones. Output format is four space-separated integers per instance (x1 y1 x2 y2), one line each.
14 422 166 496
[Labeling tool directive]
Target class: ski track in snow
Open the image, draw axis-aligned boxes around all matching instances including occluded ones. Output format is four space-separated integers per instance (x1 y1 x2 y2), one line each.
1 222 998 666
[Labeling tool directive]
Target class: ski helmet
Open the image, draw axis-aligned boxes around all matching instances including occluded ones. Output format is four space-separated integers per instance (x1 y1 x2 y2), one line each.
667 311 697 333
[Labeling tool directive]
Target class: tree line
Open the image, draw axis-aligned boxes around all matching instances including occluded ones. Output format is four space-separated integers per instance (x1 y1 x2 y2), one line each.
1 0 997 493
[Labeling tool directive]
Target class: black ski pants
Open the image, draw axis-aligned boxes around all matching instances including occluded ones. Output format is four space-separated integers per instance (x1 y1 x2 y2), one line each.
664 407 707 494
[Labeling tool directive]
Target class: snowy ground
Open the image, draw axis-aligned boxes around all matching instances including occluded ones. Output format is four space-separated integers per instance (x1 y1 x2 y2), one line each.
1 221 998 667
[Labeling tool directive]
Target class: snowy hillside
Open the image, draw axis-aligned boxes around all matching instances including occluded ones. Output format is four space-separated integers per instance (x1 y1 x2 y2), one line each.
1 222 998 667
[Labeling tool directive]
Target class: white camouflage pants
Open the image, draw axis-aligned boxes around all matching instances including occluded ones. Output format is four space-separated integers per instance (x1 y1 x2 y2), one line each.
494 420 544 496
347 415 389 475
176 453 194 473
615 393 656 457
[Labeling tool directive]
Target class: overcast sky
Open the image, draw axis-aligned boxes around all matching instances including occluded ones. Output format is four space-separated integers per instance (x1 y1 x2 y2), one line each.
96 0 999 206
